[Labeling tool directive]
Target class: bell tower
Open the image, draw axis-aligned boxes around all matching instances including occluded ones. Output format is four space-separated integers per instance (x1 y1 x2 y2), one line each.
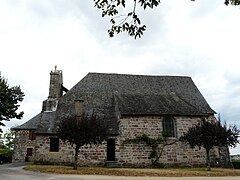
48 65 63 98
42 66 63 112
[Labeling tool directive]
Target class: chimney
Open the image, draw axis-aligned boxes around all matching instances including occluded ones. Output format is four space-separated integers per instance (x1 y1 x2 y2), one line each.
74 100 84 117
48 65 63 99
42 66 63 112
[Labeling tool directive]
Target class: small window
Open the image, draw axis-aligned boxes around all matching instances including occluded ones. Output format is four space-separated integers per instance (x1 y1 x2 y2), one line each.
50 137 59 152
162 116 175 137
29 130 36 140
27 148 33 156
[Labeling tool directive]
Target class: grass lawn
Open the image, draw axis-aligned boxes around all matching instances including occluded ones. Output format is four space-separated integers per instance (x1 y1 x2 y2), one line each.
24 165 240 177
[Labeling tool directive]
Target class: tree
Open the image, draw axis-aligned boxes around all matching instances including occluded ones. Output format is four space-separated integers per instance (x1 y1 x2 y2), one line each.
0 74 24 132
180 118 239 171
0 129 14 163
57 112 109 170
0 132 4 148
93 0 240 39
4 128 15 150
124 132 177 167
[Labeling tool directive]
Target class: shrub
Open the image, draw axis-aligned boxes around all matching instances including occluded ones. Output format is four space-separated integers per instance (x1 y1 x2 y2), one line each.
232 160 240 169
0 148 13 156
0 148 13 163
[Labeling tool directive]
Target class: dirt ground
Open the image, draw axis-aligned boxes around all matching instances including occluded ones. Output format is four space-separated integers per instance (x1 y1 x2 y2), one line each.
51 175 240 180
1 163 240 180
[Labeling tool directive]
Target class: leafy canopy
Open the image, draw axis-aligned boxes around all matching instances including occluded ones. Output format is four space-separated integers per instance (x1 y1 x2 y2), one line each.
180 118 239 171
57 113 109 147
180 118 239 150
94 0 240 39
57 112 109 169
0 74 24 132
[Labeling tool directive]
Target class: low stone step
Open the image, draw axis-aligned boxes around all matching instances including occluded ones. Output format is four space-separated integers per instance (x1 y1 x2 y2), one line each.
106 161 121 168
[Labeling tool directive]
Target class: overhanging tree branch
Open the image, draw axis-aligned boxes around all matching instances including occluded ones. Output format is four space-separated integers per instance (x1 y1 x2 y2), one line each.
94 0 240 39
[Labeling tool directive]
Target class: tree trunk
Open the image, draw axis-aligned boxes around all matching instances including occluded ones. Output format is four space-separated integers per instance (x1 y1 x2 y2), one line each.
206 148 211 171
153 140 177 166
153 144 164 166
73 145 80 170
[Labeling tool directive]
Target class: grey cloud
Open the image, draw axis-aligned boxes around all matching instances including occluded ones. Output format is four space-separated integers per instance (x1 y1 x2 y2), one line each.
188 0 222 19
225 71 240 87
1 0 240 153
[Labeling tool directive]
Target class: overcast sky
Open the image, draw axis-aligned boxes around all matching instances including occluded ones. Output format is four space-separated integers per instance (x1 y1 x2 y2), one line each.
0 0 240 154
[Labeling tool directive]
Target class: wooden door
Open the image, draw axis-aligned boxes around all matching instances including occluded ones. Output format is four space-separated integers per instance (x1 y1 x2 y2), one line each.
107 139 115 161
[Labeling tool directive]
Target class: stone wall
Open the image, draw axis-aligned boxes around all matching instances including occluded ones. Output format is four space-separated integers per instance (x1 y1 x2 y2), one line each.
34 135 74 164
14 115 231 167
13 130 36 162
34 135 107 166
117 115 226 167
14 131 107 165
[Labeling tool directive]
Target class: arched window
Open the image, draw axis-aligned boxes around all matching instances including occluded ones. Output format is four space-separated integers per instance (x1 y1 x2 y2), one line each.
162 116 175 137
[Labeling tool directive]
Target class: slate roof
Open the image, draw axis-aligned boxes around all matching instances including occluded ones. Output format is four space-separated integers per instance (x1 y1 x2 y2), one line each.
14 73 215 134
13 111 56 134
13 113 42 130
55 73 215 134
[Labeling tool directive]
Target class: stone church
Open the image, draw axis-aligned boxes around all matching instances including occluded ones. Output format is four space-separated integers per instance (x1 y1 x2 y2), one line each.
13 68 231 167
